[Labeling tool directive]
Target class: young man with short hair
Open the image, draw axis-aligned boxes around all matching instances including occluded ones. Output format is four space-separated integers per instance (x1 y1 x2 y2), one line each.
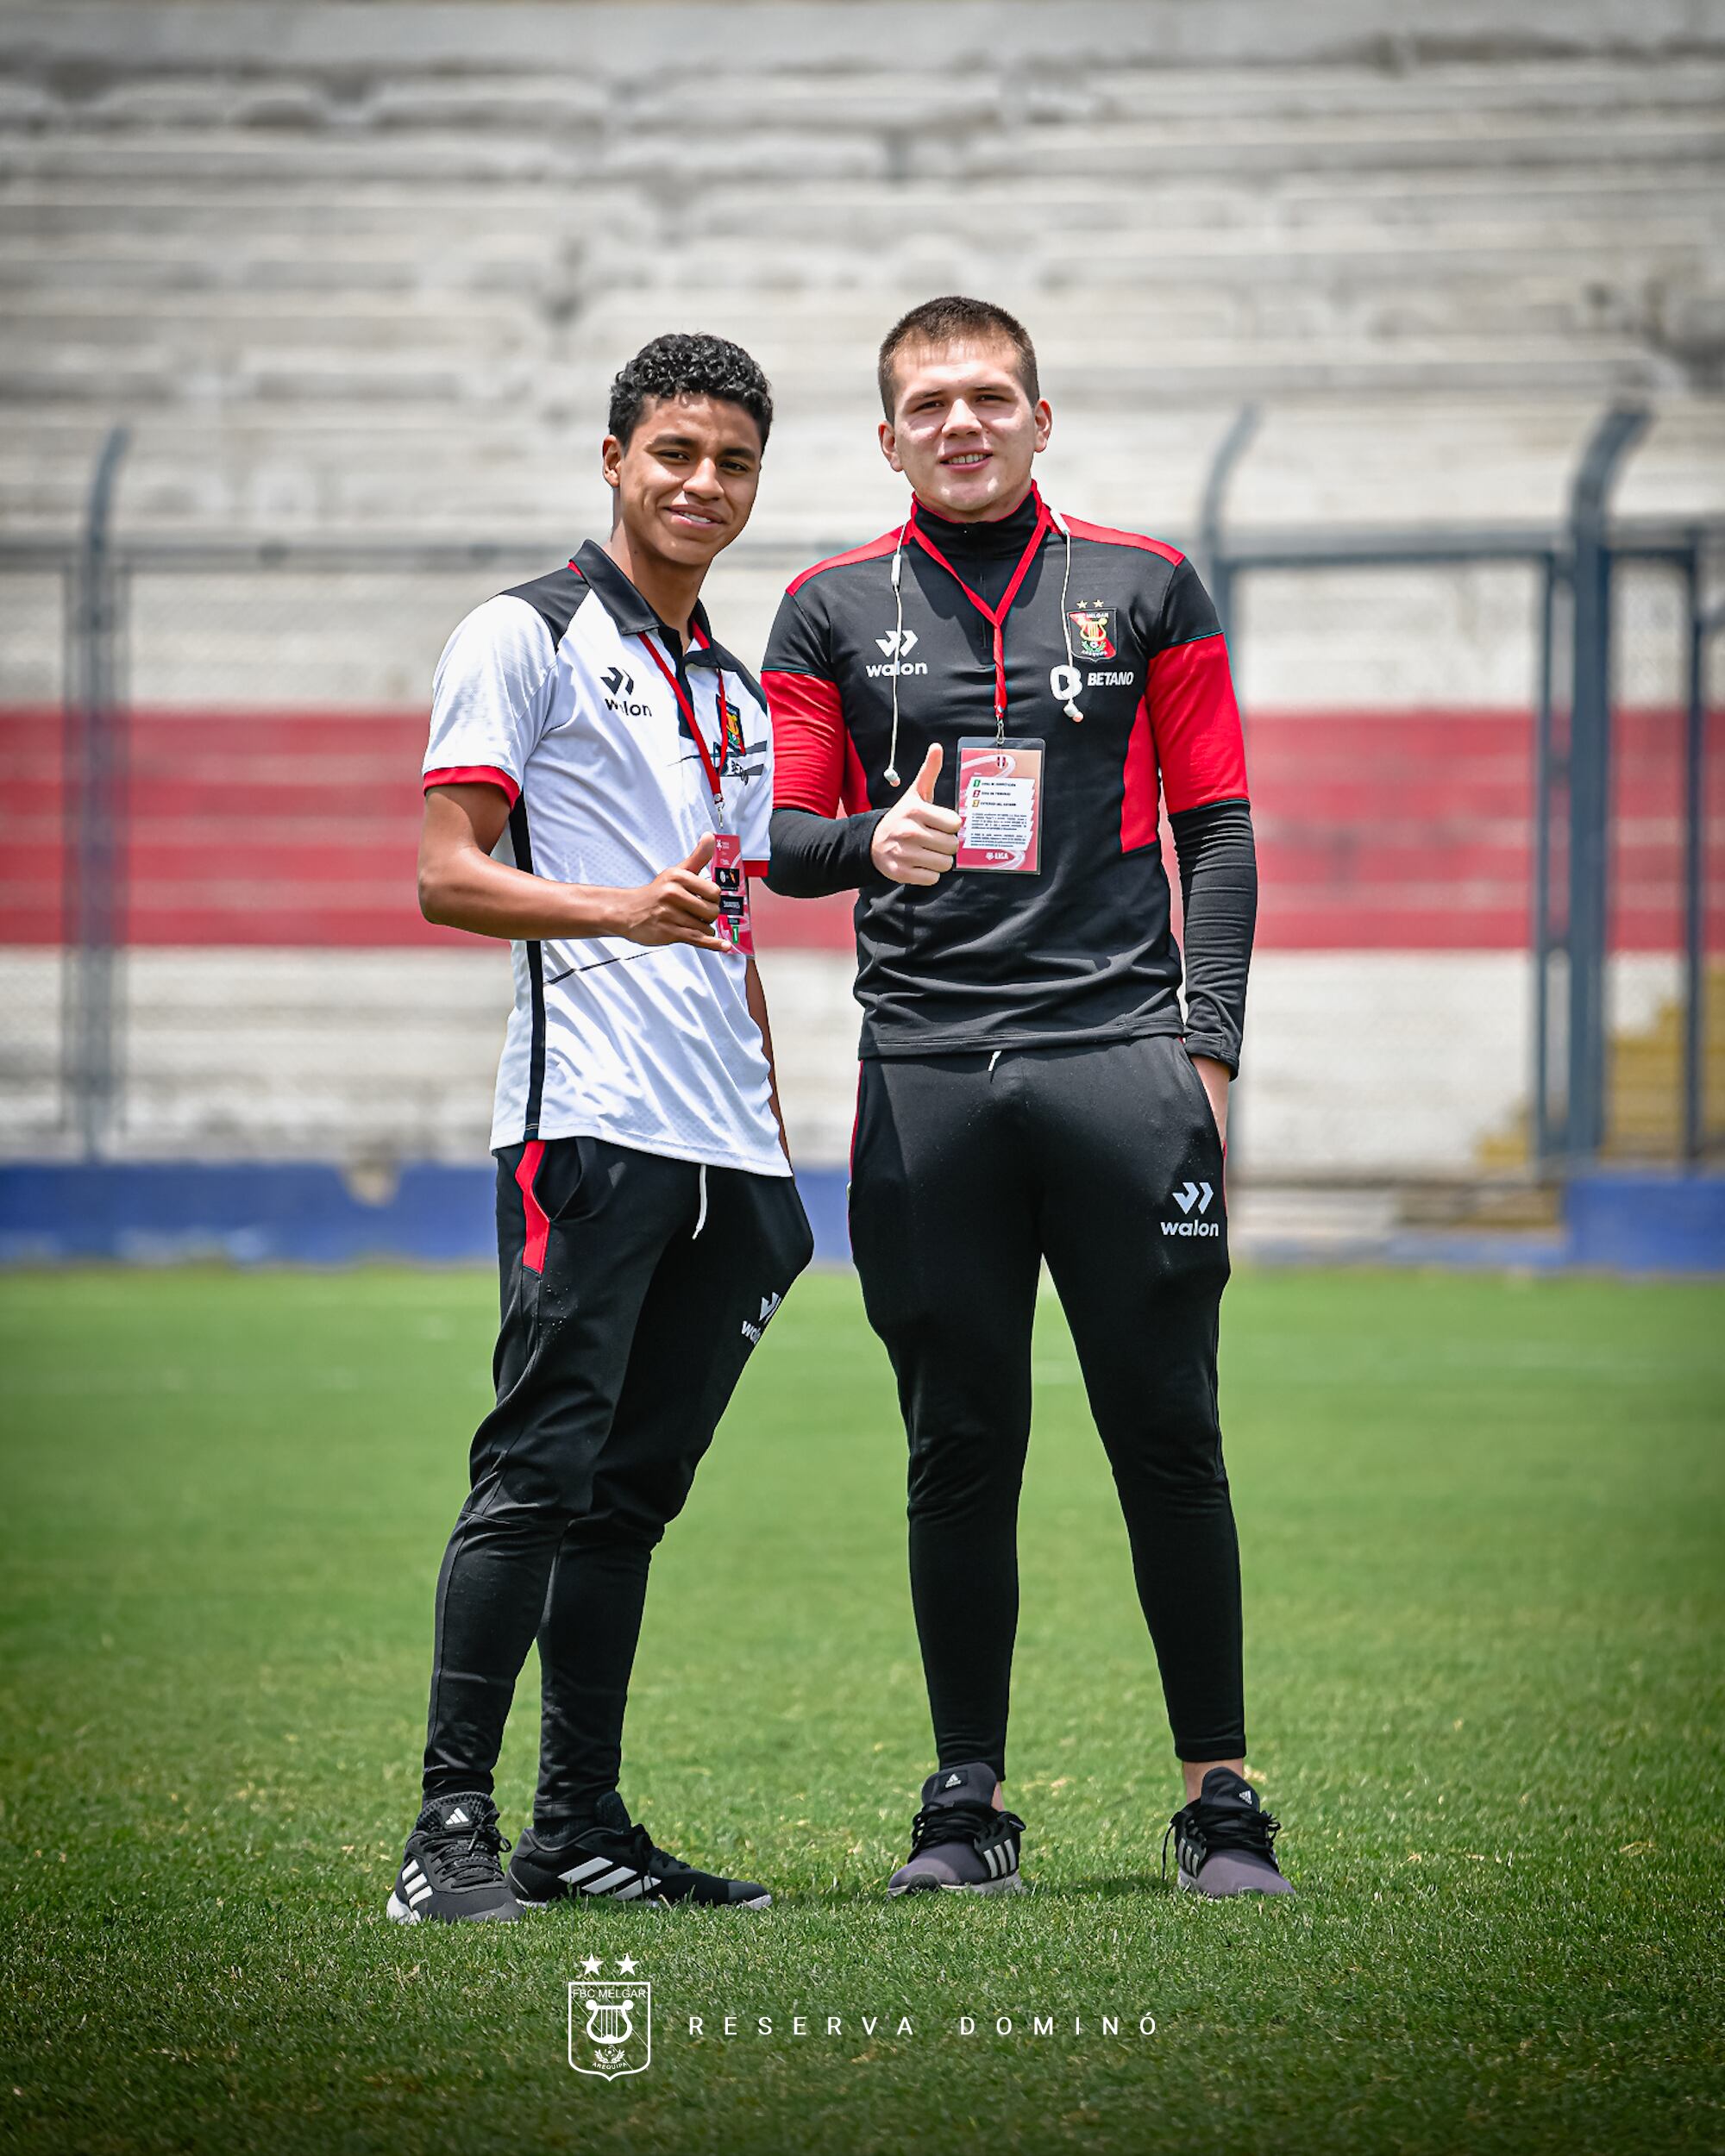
762 296 1289 1898
387 333 812 1924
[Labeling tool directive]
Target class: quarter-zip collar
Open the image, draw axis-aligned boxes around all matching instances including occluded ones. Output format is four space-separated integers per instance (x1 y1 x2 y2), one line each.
910 482 1044 563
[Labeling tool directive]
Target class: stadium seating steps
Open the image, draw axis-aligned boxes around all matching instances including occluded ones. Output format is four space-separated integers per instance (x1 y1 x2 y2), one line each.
0 6 1722 536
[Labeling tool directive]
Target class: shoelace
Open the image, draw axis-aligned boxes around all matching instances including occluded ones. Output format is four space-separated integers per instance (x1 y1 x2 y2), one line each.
1160 1796 1282 1883
908 1800 1026 1856
611 1821 692 1883
426 1816 511 1890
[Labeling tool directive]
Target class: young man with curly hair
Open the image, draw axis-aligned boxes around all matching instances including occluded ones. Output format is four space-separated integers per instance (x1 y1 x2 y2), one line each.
386 334 812 1923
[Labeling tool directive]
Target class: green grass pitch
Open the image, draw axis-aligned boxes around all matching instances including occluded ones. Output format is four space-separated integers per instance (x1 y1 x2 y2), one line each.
1 1263 1722 2155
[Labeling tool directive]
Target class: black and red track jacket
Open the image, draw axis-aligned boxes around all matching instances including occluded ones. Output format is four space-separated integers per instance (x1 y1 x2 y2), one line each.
762 483 1258 1069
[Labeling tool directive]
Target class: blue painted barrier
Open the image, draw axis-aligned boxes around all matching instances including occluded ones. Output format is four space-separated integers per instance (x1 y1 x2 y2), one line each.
2 1163 1720 1274
0 1161 857 1268
1564 1169 1725 1275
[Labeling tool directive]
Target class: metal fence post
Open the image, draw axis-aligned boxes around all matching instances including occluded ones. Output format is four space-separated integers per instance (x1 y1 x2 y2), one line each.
1198 404 1258 651
63 424 129 1158
1683 563 1715 1164
1531 553 1560 1166
1565 405 1648 1162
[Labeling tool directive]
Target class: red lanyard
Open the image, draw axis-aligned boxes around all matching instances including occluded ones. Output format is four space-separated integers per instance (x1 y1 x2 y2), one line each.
906 489 1051 735
639 628 727 825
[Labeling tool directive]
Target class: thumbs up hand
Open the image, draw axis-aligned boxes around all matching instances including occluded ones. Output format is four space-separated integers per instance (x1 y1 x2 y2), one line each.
870 742 961 886
617 831 730 950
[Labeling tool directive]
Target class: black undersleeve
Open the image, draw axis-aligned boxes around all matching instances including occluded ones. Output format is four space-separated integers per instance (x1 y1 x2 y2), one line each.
765 805 884 899
1169 799 1258 1075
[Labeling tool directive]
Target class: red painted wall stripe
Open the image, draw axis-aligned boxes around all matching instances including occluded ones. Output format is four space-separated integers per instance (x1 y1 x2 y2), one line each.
3 704 1719 955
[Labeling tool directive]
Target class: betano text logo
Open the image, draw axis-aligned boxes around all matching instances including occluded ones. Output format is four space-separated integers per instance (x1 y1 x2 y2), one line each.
868 629 927 679
1160 1181 1220 1238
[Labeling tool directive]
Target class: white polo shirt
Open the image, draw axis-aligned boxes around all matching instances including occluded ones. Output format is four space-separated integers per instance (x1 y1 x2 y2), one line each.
423 541 787 1177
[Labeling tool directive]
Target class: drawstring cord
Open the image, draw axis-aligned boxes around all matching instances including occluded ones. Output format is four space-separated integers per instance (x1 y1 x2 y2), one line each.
693 1163 708 1239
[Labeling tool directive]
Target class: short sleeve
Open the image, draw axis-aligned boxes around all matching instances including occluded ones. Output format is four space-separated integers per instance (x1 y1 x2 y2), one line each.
423 595 558 806
1147 560 1249 815
762 586 848 817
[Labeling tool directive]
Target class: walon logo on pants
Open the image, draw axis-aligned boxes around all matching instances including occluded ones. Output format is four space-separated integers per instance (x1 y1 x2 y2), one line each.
1161 1181 1220 1238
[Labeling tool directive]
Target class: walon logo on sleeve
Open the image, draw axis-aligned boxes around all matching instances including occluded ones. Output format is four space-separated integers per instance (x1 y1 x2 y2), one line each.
568 1957 652 2079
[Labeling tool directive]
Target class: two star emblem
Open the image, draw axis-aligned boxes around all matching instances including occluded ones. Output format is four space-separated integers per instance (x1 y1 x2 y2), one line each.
580 1953 638 1976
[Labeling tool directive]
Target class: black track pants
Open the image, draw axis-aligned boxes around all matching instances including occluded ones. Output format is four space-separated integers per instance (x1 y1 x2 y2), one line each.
848 1032 1244 1778
422 1136 812 1823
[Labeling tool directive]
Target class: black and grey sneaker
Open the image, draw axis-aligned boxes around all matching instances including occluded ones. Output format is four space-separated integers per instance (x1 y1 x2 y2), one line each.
1164 1766 1293 1898
386 1791 520 1924
507 1791 771 1909
887 1761 1026 1896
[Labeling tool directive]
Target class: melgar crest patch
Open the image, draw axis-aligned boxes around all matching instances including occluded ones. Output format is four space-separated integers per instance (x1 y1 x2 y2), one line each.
1068 607 1117 661
719 693 747 768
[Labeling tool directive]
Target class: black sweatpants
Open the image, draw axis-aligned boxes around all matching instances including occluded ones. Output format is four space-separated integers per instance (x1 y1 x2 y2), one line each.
422 1134 813 1827
848 1031 1243 1779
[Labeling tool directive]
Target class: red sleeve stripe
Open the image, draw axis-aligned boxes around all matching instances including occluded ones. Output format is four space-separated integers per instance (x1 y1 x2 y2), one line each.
1147 633 1248 814
764 668 848 815
1060 515 1185 566
423 764 521 807
785 527 902 597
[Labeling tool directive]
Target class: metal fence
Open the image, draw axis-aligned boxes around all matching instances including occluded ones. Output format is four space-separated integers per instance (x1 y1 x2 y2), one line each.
2 413 1719 1181
1203 404 1723 1174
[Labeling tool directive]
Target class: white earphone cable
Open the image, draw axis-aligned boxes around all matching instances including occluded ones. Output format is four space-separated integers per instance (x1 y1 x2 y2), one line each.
1049 506 1082 721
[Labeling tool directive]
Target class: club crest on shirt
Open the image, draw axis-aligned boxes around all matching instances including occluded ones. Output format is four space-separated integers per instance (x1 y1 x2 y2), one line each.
718 693 747 773
1068 606 1117 661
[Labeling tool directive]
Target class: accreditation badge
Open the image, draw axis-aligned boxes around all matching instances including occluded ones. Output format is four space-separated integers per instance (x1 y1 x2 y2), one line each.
711 830 755 954
956 737 1044 874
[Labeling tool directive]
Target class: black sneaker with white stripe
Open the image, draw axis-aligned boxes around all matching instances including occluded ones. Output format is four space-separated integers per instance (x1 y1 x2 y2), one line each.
1164 1766 1293 1897
386 1791 521 1924
507 1790 771 1909
887 1761 1027 1896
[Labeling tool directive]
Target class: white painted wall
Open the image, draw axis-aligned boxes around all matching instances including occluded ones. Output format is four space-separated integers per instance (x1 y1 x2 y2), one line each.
0 945 1686 1175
